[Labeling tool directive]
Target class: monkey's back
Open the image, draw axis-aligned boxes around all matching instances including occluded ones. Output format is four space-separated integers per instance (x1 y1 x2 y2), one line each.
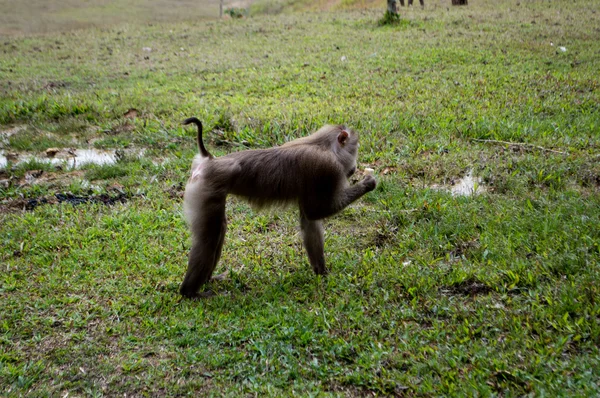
219 145 344 208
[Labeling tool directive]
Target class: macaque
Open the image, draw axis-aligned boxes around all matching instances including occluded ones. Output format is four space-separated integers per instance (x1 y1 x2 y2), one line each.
180 117 376 298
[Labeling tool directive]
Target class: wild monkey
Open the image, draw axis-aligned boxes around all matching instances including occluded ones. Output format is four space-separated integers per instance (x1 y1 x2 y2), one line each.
180 117 376 298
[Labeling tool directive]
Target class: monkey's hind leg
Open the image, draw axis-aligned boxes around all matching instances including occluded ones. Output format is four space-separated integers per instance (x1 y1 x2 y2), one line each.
300 214 327 275
210 215 227 281
180 198 227 298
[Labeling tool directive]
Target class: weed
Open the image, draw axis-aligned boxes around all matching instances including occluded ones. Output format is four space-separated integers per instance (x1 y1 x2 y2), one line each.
377 11 408 27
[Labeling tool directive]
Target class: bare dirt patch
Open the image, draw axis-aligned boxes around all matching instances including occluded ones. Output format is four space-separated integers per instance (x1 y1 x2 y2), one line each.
0 185 132 213
441 278 493 296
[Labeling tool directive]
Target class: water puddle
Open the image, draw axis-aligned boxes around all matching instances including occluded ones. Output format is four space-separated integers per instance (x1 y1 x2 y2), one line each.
0 148 143 169
433 170 486 197
48 148 117 167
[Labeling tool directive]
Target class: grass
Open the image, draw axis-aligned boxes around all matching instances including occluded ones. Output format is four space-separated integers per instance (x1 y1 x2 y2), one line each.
0 0 221 35
1 0 599 395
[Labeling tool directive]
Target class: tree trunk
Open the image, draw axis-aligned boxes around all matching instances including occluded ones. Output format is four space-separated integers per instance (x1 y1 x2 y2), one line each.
387 0 398 14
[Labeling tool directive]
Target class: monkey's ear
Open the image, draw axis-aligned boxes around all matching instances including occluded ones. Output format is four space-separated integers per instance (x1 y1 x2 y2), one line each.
337 130 349 145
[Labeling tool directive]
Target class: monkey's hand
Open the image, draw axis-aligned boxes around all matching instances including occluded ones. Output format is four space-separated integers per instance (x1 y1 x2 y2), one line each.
362 174 377 192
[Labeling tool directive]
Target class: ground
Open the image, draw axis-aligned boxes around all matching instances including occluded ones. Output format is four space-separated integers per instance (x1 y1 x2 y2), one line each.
1 0 599 396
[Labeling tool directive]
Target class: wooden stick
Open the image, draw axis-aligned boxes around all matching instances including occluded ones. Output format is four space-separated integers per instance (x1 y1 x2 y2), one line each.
472 139 568 155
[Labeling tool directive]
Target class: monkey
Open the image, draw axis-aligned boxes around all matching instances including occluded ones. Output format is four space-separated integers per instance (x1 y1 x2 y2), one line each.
180 117 377 298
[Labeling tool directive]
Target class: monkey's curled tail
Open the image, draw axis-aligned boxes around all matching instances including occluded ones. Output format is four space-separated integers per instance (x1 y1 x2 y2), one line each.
183 117 213 159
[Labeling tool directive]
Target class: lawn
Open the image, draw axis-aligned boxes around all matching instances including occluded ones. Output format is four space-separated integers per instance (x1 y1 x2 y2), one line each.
1 0 599 395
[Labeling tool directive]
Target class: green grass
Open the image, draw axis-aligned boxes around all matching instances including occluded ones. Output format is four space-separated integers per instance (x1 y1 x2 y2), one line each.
1 0 599 395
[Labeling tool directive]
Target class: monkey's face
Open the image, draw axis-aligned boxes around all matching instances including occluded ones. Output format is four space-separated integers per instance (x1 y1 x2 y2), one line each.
340 131 359 179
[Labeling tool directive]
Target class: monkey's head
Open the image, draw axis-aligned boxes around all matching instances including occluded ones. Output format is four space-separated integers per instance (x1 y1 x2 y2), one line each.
332 125 359 179
282 124 360 179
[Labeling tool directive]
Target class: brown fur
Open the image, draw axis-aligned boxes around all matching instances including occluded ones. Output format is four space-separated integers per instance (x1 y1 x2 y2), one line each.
180 117 376 298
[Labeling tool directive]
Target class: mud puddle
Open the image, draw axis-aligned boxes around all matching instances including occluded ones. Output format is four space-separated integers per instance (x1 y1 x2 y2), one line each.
1 190 133 213
26 191 131 210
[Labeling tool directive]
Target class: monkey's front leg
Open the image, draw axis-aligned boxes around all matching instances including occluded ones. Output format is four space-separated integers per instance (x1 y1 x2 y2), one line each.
303 175 377 220
300 214 327 275
180 199 227 298
335 175 377 213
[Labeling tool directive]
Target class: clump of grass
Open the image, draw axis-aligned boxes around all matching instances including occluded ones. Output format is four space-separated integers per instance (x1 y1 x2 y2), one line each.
7 128 67 152
225 8 246 18
212 110 237 133
83 163 127 180
93 136 132 149
377 10 407 26
10 158 57 176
